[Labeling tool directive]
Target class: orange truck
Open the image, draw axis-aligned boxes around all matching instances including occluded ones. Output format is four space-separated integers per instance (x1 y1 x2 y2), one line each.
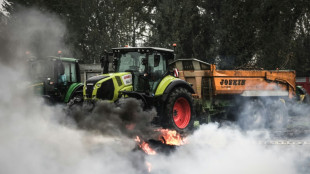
169 59 297 122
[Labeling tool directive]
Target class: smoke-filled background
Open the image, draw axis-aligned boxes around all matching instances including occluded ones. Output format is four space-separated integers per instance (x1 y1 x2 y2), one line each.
1 6 310 174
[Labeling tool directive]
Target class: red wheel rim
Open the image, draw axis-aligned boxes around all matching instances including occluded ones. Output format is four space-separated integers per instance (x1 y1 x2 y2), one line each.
172 97 191 129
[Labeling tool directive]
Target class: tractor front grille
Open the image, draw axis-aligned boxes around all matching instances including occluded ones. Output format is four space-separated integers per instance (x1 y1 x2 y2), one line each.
86 84 94 98
97 79 115 100
85 76 108 98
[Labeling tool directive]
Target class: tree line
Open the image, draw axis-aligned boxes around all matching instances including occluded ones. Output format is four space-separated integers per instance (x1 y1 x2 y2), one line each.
2 0 310 74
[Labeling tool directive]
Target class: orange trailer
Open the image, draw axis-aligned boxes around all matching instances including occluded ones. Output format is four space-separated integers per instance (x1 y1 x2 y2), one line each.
169 59 296 122
170 59 296 99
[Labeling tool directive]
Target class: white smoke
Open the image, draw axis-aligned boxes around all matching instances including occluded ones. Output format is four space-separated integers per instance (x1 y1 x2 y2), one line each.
148 124 310 174
0 6 68 65
1 6 310 174
0 7 148 174
0 63 151 174
147 91 310 174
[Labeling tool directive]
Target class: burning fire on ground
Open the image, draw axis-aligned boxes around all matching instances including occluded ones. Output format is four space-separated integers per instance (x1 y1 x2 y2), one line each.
134 129 187 172
135 136 157 155
134 128 187 155
157 129 187 146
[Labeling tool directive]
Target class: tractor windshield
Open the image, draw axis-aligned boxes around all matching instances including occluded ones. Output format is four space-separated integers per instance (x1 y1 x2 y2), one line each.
117 52 145 73
28 60 54 80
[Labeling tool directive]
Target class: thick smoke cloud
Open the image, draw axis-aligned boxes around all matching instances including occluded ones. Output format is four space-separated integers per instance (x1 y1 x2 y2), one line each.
0 7 149 174
236 94 310 139
1 6 310 174
0 64 150 174
0 6 67 66
148 124 310 174
72 99 158 140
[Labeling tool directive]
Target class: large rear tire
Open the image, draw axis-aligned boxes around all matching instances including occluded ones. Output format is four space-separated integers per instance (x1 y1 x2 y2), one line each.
165 88 194 132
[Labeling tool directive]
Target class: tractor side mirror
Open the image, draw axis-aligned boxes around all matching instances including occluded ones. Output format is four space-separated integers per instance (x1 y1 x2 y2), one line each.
141 58 148 66
154 55 160 67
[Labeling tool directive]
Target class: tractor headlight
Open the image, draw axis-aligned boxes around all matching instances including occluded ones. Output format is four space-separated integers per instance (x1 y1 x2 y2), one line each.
96 83 101 88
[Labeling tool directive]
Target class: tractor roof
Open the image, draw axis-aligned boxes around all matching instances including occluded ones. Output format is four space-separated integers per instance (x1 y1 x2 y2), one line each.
112 47 174 53
48 56 78 63
169 58 211 66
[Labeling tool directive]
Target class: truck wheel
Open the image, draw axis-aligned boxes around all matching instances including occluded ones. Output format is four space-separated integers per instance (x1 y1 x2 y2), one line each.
165 88 194 132
267 99 289 129
238 99 267 130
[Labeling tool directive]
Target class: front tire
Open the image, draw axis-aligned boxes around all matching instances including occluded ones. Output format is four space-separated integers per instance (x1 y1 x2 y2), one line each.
165 88 194 132
67 93 83 109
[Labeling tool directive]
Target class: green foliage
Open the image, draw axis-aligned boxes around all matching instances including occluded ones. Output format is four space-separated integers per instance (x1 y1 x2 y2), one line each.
3 0 310 73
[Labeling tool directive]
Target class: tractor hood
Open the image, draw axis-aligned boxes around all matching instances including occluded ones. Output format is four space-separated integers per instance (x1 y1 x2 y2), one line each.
83 72 133 101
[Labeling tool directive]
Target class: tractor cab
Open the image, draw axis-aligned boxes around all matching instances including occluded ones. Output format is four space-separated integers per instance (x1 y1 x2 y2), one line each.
111 47 174 94
28 56 82 103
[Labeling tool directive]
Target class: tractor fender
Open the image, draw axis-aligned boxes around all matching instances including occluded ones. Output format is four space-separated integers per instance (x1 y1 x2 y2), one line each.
119 91 150 109
161 79 195 102
65 83 84 103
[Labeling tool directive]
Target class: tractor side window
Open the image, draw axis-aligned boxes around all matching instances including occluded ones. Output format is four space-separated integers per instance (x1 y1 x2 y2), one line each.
148 54 166 77
70 63 77 82
148 53 166 92
62 62 70 83
61 62 78 83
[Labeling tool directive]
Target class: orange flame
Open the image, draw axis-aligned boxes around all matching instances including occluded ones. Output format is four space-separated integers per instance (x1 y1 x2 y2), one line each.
135 136 156 155
157 129 187 146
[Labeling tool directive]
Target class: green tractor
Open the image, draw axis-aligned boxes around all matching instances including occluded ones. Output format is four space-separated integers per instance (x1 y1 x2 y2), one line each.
28 56 84 104
83 47 195 131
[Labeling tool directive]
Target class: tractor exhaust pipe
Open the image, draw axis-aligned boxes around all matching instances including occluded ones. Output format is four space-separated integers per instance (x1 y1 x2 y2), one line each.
173 43 177 60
